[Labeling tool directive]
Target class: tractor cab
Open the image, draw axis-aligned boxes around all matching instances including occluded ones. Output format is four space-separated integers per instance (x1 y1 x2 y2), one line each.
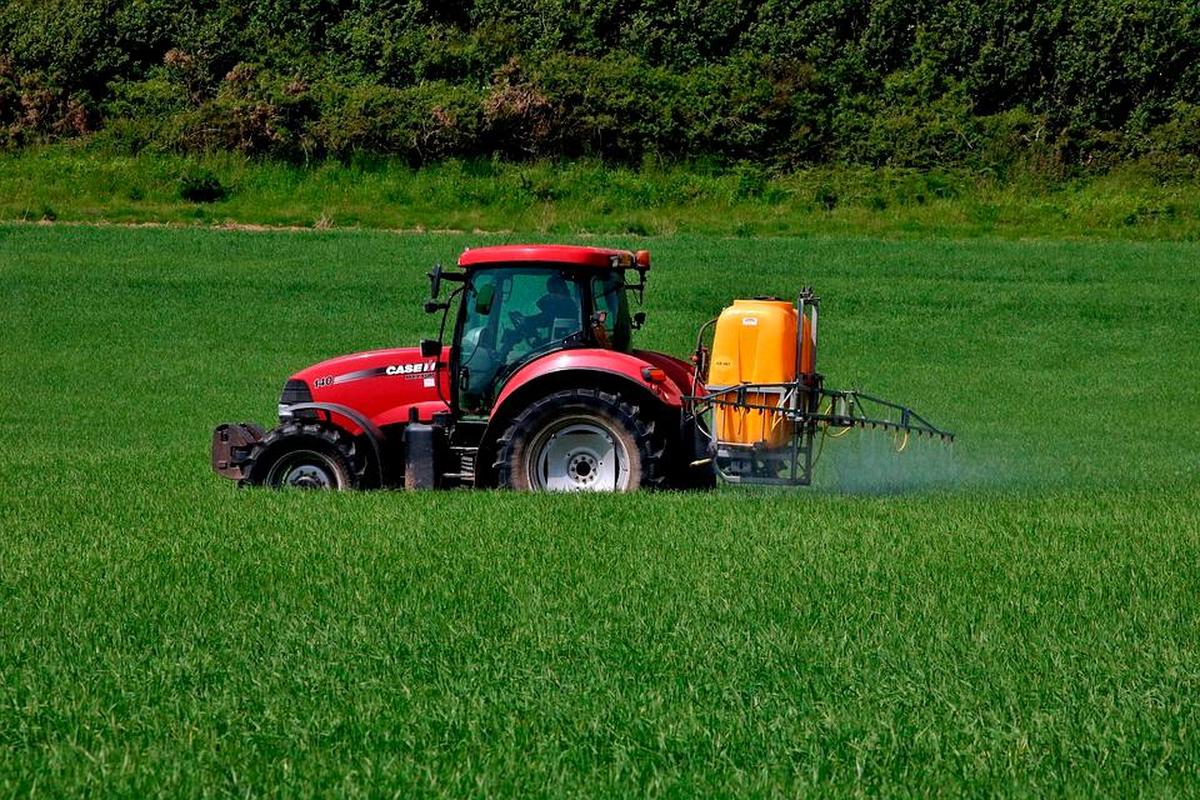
426 246 650 415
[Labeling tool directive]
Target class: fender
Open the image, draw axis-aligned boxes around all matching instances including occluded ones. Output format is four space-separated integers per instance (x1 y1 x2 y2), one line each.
632 349 699 397
287 402 387 487
492 348 690 412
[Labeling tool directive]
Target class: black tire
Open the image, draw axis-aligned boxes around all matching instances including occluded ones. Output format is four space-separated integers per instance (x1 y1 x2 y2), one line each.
244 422 363 490
495 389 665 492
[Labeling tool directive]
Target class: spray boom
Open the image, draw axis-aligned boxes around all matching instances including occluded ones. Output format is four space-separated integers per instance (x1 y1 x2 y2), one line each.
684 289 954 486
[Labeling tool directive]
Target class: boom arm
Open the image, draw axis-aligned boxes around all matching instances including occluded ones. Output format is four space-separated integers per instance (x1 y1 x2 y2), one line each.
685 382 953 486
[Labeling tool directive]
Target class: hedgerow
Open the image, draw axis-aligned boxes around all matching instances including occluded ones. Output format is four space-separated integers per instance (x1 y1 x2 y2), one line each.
1 0 1198 172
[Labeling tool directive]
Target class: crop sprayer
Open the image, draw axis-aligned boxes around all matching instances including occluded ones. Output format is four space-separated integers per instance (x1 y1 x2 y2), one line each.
212 245 953 491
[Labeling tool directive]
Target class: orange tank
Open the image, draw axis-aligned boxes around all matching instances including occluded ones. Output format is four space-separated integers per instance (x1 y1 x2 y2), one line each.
706 299 813 447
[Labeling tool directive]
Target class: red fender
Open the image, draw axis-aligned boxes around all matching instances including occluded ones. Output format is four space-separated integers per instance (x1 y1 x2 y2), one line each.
491 348 693 415
632 349 700 399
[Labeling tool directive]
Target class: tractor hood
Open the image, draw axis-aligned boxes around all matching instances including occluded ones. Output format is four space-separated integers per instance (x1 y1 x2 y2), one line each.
290 346 451 426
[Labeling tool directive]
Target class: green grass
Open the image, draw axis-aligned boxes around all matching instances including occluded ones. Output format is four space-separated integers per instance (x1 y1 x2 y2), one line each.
2 225 1199 796
4 143 1200 240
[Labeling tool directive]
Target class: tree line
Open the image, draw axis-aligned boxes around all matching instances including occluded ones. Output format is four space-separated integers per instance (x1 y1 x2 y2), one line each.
1 0 1198 175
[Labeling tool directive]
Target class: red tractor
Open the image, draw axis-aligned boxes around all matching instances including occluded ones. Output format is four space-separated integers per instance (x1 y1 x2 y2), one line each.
213 245 709 491
212 244 952 491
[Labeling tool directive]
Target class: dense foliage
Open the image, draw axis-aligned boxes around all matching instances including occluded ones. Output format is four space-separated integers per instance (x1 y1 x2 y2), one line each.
1 0 1198 174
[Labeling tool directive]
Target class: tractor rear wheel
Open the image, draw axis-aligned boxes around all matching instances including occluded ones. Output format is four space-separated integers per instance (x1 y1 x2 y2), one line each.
246 422 361 490
496 389 663 492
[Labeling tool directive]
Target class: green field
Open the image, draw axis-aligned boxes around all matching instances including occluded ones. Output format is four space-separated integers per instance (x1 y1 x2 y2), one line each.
6 145 1200 241
2 225 1198 796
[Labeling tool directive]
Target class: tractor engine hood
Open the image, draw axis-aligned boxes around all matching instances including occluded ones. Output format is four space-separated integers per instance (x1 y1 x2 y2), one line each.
288 346 451 426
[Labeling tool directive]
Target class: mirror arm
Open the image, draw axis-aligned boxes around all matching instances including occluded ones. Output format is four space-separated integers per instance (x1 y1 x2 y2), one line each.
630 267 648 304
427 264 442 299
427 265 467 300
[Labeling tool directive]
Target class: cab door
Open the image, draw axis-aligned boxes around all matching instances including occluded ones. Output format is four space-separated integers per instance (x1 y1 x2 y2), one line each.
454 266 584 414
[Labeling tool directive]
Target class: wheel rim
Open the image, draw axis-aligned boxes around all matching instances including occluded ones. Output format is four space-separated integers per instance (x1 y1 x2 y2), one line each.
266 450 340 490
526 417 631 492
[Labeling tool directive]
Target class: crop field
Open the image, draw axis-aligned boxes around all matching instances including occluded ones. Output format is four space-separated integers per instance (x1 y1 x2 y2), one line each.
1 224 1199 796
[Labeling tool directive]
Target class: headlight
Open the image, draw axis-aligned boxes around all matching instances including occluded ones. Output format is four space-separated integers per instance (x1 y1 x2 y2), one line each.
279 379 312 419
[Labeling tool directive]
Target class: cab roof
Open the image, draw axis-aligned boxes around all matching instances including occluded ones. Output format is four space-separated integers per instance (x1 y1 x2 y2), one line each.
457 244 642 270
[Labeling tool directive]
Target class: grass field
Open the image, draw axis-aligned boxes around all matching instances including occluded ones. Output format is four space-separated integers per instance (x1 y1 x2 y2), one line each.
5 144 1200 240
2 224 1199 796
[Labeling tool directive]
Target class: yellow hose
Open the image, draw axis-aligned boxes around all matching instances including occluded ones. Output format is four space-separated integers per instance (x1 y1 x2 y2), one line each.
818 400 912 452
825 399 853 438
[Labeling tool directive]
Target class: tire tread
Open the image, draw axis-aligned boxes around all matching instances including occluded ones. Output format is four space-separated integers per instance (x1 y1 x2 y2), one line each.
494 388 666 491
244 421 364 489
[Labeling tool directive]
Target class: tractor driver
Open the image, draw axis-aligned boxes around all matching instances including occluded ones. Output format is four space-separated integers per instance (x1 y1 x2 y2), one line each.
503 274 582 355
461 273 583 412
529 274 580 339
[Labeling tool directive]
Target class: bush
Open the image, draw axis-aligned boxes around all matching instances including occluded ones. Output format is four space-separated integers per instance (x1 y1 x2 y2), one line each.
0 64 92 147
481 59 555 159
528 54 684 162
1145 103 1200 158
731 163 768 200
104 74 189 120
317 80 483 162
168 64 317 158
178 168 226 202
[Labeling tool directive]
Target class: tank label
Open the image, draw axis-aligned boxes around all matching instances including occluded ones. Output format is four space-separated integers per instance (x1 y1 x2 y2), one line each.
741 316 758 326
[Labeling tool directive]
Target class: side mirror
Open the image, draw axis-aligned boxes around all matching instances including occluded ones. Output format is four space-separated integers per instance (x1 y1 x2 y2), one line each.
475 283 495 315
632 311 646 330
427 264 443 299
419 339 442 358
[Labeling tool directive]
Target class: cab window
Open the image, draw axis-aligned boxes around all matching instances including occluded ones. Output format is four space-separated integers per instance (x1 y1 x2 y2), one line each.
591 270 631 352
459 267 583 412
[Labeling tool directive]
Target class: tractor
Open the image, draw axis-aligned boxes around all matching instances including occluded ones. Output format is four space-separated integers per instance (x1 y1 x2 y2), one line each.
212 244 952 492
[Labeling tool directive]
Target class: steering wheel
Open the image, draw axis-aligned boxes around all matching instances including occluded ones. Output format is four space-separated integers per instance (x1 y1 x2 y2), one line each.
507 310 544 347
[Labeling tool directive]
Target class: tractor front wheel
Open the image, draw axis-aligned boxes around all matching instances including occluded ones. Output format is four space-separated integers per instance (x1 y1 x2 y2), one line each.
496 389 663 492
246 423 360 490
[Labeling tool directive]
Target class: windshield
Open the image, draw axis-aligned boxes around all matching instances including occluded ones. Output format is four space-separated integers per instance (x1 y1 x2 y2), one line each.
591 269 632 352
458 266 584 413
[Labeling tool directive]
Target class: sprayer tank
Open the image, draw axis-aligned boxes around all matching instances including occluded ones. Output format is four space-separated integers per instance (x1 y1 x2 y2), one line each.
708 299 798 387
706 298 814 447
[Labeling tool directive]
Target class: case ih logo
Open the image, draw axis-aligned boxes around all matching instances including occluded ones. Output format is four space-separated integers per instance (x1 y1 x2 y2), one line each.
386 362 437 377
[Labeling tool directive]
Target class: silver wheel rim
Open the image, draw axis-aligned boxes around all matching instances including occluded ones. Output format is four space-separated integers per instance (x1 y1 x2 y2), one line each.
266 450 340 490
526 417 631 492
